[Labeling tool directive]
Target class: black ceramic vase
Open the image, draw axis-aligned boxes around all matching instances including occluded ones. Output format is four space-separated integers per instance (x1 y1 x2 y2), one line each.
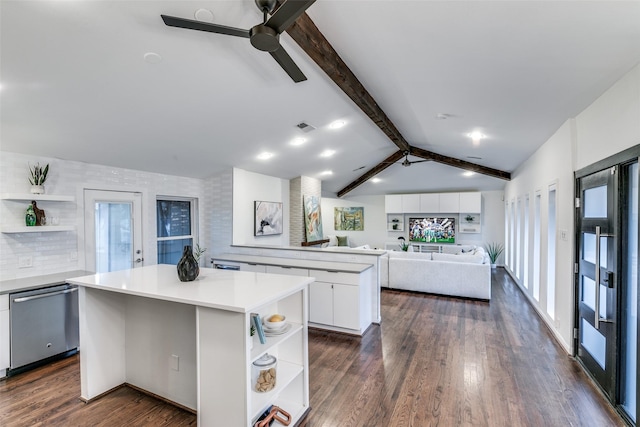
177 245 199 282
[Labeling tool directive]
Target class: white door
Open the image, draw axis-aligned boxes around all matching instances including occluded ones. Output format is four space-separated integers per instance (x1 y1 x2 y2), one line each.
84 190 143 273
309 281 333 325
333 284 360 330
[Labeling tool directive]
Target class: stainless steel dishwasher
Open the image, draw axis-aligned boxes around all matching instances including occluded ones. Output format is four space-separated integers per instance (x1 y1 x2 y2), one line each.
9 283 79 372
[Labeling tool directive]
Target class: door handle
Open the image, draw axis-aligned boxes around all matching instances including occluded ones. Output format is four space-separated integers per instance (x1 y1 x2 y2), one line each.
135 258 144 263
594 226 613 328
13 287 77 303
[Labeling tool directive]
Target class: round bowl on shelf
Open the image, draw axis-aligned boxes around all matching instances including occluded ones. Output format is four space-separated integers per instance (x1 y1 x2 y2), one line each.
263 314 286 330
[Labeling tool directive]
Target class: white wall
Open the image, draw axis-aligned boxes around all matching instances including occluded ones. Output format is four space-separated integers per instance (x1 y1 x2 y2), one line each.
0 151 206 280
504 63 640 354
323 192 505 253
232 168 289 247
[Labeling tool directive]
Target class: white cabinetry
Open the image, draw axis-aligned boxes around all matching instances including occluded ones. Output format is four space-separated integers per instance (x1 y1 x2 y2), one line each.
0 294 9 378
438 193 460 213
419 193 439 212
459 192 482 212
309 270 371 334
385 195 403 213
401 194 420 213
265 266 309 277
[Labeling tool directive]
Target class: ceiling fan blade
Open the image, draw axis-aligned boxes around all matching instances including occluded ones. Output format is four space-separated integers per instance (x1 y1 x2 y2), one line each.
161 15 250 38
265 0 316 33
410 159 430 164
269 45 307 82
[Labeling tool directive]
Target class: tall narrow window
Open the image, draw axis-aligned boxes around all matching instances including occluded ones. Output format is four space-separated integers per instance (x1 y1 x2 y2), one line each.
505 202 510 270
157 198 198 265
547 185 557 318
621 162 638 421
533 192 541 301
524 195 530 289
516 198 521 279
510 201 516 271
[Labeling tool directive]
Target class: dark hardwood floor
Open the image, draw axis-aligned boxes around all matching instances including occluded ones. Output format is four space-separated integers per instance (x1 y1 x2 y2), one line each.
0 268 625 426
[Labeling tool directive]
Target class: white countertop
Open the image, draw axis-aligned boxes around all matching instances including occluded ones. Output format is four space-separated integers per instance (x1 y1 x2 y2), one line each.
67 264 313 313
0 270 92 294
231 244 387 256
212 254 373 273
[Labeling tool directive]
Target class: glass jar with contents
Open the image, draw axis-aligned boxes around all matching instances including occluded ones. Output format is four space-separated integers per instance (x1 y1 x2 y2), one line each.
252 353 277 393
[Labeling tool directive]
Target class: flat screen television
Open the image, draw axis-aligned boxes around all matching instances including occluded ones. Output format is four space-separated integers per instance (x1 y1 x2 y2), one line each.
408 217 456 244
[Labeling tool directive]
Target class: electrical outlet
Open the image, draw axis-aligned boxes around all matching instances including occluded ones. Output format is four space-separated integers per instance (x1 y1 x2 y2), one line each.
560 230 568 241
69 251 78 261
170 354 179 371
18 256 33 268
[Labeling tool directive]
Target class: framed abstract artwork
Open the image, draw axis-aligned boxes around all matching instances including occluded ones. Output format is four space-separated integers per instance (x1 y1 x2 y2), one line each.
254 201 283 236
303 195 323 242
334 207 364 231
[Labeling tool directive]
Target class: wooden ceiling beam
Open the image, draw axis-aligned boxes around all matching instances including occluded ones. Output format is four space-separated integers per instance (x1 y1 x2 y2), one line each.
284 12 411 153
410 146 511 181
336 150 405 198
282 5 511 196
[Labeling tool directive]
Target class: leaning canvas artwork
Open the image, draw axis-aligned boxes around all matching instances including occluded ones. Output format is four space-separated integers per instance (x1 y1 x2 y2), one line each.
334 207 364 231
303 195 323 242
254 201 283 236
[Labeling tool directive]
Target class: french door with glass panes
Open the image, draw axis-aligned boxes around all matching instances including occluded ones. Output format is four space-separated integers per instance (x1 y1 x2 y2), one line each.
576 160 638 424
84 190 143 273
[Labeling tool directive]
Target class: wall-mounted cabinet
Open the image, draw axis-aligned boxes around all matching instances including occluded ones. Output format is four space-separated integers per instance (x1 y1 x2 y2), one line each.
385 192 481 214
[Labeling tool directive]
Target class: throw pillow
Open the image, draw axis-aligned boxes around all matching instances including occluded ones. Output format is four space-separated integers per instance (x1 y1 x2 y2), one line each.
337 235 349 246
327 235 338 247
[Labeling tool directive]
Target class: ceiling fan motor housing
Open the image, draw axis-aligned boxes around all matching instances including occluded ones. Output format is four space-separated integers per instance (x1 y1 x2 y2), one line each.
250 25 280 52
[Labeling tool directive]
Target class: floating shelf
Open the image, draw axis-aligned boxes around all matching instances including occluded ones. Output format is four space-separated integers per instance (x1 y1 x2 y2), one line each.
1 193 75 202
1 226 76 234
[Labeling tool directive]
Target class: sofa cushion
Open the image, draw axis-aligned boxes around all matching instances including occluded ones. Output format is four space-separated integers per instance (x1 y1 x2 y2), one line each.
432 252 484 264
388 251 432 260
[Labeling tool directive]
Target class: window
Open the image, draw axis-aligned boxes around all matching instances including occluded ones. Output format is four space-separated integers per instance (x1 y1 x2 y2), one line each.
523 196 529 289
533 192 541 301
516 198 521 280
547 185 557 318
157 198 198 265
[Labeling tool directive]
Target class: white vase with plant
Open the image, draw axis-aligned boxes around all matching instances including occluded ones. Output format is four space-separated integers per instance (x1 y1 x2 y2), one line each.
397 236 409 252
28 163 49 194
485 242 504 268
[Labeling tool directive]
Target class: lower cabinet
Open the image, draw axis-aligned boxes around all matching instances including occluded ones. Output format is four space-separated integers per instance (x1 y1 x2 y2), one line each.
309 281 360 330
308 270 370 334
0 294 9 377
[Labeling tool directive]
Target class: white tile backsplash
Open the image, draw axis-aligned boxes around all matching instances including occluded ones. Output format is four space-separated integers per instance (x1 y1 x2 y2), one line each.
0 151 208 281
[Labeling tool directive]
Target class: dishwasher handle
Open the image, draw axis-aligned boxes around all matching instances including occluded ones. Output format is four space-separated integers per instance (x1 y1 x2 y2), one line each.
12 287 78 303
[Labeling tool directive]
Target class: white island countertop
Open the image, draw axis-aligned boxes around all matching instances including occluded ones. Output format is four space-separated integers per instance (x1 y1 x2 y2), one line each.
67 264 313 313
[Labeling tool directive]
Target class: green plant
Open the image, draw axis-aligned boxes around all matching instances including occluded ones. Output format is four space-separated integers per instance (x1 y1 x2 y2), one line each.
465 215 475 222
28 163 49 185
398 236 409 252
485 242 504 264
193 243 207 263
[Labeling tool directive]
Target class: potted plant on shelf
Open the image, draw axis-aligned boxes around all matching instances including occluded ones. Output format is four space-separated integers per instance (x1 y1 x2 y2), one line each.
28 162 49 194
465 214 475 222
392 218 399 230
484 242 504 268
397 236 409 252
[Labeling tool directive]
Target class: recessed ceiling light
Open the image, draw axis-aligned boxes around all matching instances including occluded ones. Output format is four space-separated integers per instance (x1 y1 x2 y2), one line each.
371 177 381 183
320 170 333 176
290 137 306 146
257 152 274 160
466 131 486 145
463 171 475 177
143 52 162 64
320 149 336 158
329 120 346 129
194 8 215 23
435 113 450 120
467 156 483 160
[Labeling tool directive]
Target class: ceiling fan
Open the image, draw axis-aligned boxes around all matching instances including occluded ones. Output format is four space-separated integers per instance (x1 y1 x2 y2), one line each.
161 0 315 83
388 151 430 167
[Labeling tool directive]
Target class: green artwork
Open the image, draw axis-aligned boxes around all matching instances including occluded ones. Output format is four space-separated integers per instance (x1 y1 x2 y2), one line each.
334 207 364 231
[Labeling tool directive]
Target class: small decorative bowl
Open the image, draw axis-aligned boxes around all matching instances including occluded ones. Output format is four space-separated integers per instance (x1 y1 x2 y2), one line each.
263 314 286 330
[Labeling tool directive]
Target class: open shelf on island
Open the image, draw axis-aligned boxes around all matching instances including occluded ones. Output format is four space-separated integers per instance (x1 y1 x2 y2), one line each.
1 225 76 233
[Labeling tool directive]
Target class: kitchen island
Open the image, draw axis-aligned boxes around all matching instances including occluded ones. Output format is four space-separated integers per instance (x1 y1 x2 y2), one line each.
67 264 312 427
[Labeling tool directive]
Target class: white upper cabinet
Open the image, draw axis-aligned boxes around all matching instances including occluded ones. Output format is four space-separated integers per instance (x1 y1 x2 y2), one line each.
401 194 420 213
438 193 460 213
419 193 439 212
386 192 482 214
459 192 482 213
385 194 403 213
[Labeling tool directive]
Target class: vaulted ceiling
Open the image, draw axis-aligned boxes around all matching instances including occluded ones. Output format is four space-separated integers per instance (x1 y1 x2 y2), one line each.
2 1 639 197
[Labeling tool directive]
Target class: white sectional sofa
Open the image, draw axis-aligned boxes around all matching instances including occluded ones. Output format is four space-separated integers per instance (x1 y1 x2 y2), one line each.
383 246 491 300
